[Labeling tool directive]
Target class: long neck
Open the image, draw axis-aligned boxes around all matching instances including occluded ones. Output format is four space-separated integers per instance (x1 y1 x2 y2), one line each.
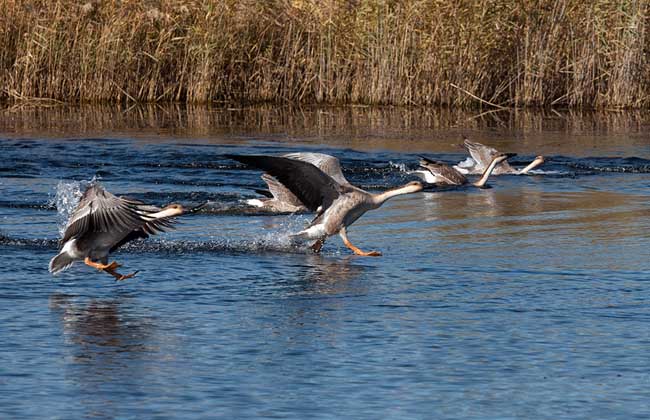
372 185 420 206
147 207 182 219
518 158 543 174
472 158 501 187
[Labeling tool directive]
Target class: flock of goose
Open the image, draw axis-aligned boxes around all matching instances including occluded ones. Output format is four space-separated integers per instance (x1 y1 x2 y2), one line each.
48 139 546 281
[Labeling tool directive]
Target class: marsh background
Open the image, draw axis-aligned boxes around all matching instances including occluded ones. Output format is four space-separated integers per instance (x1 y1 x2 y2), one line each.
2 0 650 108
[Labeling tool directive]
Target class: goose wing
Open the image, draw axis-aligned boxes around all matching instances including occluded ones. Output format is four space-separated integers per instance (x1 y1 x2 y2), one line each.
283 152 350 186
108 204 179 253
227 155 342 212
61 185 145 244
60 185 175 245
261 174 304 207
115 199 178 235
463 139 499 168
419 156 467 185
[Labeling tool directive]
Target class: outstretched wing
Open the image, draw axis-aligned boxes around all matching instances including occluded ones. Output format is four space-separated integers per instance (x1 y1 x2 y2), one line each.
61 184 149 244
283 152 350 186
108 207 178 253
462 138 500 169
226 155 342 212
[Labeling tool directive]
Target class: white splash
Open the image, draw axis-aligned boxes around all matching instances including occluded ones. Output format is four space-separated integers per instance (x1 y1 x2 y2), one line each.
389 161 408 172
49 178 96 238
456 157 476 168
254 214 310 251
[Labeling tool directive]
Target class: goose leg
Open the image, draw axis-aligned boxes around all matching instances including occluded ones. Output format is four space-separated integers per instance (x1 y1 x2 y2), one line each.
84 257 121 271
339 227 382 257
105 267 139 282
84 257 137 281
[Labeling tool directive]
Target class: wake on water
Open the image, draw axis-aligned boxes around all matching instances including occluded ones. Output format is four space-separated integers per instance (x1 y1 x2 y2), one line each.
7 179 316 255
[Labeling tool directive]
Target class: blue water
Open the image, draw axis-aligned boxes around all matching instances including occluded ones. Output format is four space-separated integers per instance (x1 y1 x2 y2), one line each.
1 108 650 419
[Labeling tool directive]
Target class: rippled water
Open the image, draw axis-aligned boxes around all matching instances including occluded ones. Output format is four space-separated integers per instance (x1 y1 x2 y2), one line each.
1 106 650 419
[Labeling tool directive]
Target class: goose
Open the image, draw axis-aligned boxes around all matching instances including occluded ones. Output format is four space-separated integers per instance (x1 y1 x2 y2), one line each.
455 138 544 175
412 152 516 188
227 154 423 256
49 183 189 281
245 152 350 213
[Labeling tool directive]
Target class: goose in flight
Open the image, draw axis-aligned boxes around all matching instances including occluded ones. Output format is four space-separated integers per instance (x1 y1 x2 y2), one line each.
227 154 423 256
49 184 190 281
245 152 350 213
412 153 515 188
456 139 544 175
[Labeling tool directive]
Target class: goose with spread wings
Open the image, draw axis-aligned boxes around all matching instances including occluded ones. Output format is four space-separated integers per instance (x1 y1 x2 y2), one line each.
246 152 351 213
228 154 423 256
455 139 544 175
49 184 188 281
412 152 516 188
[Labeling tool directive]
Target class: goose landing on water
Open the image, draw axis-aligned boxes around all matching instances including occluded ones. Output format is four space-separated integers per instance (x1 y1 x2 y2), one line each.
411 152 516 188
455 138 545 175
245 152 351 213
227 154 423 257
49 184 196 281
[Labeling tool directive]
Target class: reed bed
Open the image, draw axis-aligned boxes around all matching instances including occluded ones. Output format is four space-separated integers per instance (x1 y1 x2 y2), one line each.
1 0 648 108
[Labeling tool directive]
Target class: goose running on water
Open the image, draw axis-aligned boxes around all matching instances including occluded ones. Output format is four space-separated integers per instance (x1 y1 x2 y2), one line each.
49 184 191 281
455 138 545 175
246 152 351 213
412 152 516 188
227 154 423 256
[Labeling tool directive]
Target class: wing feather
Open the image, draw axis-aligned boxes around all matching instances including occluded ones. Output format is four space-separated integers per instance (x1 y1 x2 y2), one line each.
282 152 350 186
227 155 341 212
61 184 153 244
463 139 500 169
261 174 304 207
419 156 467 185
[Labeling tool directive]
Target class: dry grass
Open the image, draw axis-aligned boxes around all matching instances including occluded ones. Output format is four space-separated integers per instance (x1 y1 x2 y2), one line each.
1 0 649 108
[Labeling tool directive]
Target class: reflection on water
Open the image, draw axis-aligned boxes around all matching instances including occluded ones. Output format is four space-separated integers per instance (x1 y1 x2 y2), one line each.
2 104 650 155
293 255 366 296
49 294 154 357
48 293 159 418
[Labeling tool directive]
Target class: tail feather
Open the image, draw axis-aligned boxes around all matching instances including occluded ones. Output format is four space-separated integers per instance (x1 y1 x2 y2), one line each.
49 252 74 275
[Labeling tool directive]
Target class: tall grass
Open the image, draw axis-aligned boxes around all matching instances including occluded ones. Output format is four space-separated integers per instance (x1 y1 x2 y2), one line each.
1 0 648 108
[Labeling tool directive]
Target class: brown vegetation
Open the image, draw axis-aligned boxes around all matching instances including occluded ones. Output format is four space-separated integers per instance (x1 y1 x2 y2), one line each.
1 0 648 108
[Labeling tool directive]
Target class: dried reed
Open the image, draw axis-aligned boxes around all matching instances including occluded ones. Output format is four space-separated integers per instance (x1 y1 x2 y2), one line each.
1 0 648 108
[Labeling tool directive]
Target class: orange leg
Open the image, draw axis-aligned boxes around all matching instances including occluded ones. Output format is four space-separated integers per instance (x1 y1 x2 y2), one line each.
84 257 121 271
84 257 138 281
339 227 382 257
105 267 139 282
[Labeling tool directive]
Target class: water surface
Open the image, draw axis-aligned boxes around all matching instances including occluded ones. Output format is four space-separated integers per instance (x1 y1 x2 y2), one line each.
1 106 649 419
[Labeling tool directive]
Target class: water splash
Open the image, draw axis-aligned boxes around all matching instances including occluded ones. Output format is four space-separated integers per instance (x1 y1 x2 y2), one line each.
49 178 96 238
389 161 408 172
456 157 476 168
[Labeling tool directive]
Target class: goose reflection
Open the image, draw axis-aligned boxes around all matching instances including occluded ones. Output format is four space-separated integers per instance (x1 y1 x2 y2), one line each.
295 255 366 295
48 293 159 417
49 294 155 356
